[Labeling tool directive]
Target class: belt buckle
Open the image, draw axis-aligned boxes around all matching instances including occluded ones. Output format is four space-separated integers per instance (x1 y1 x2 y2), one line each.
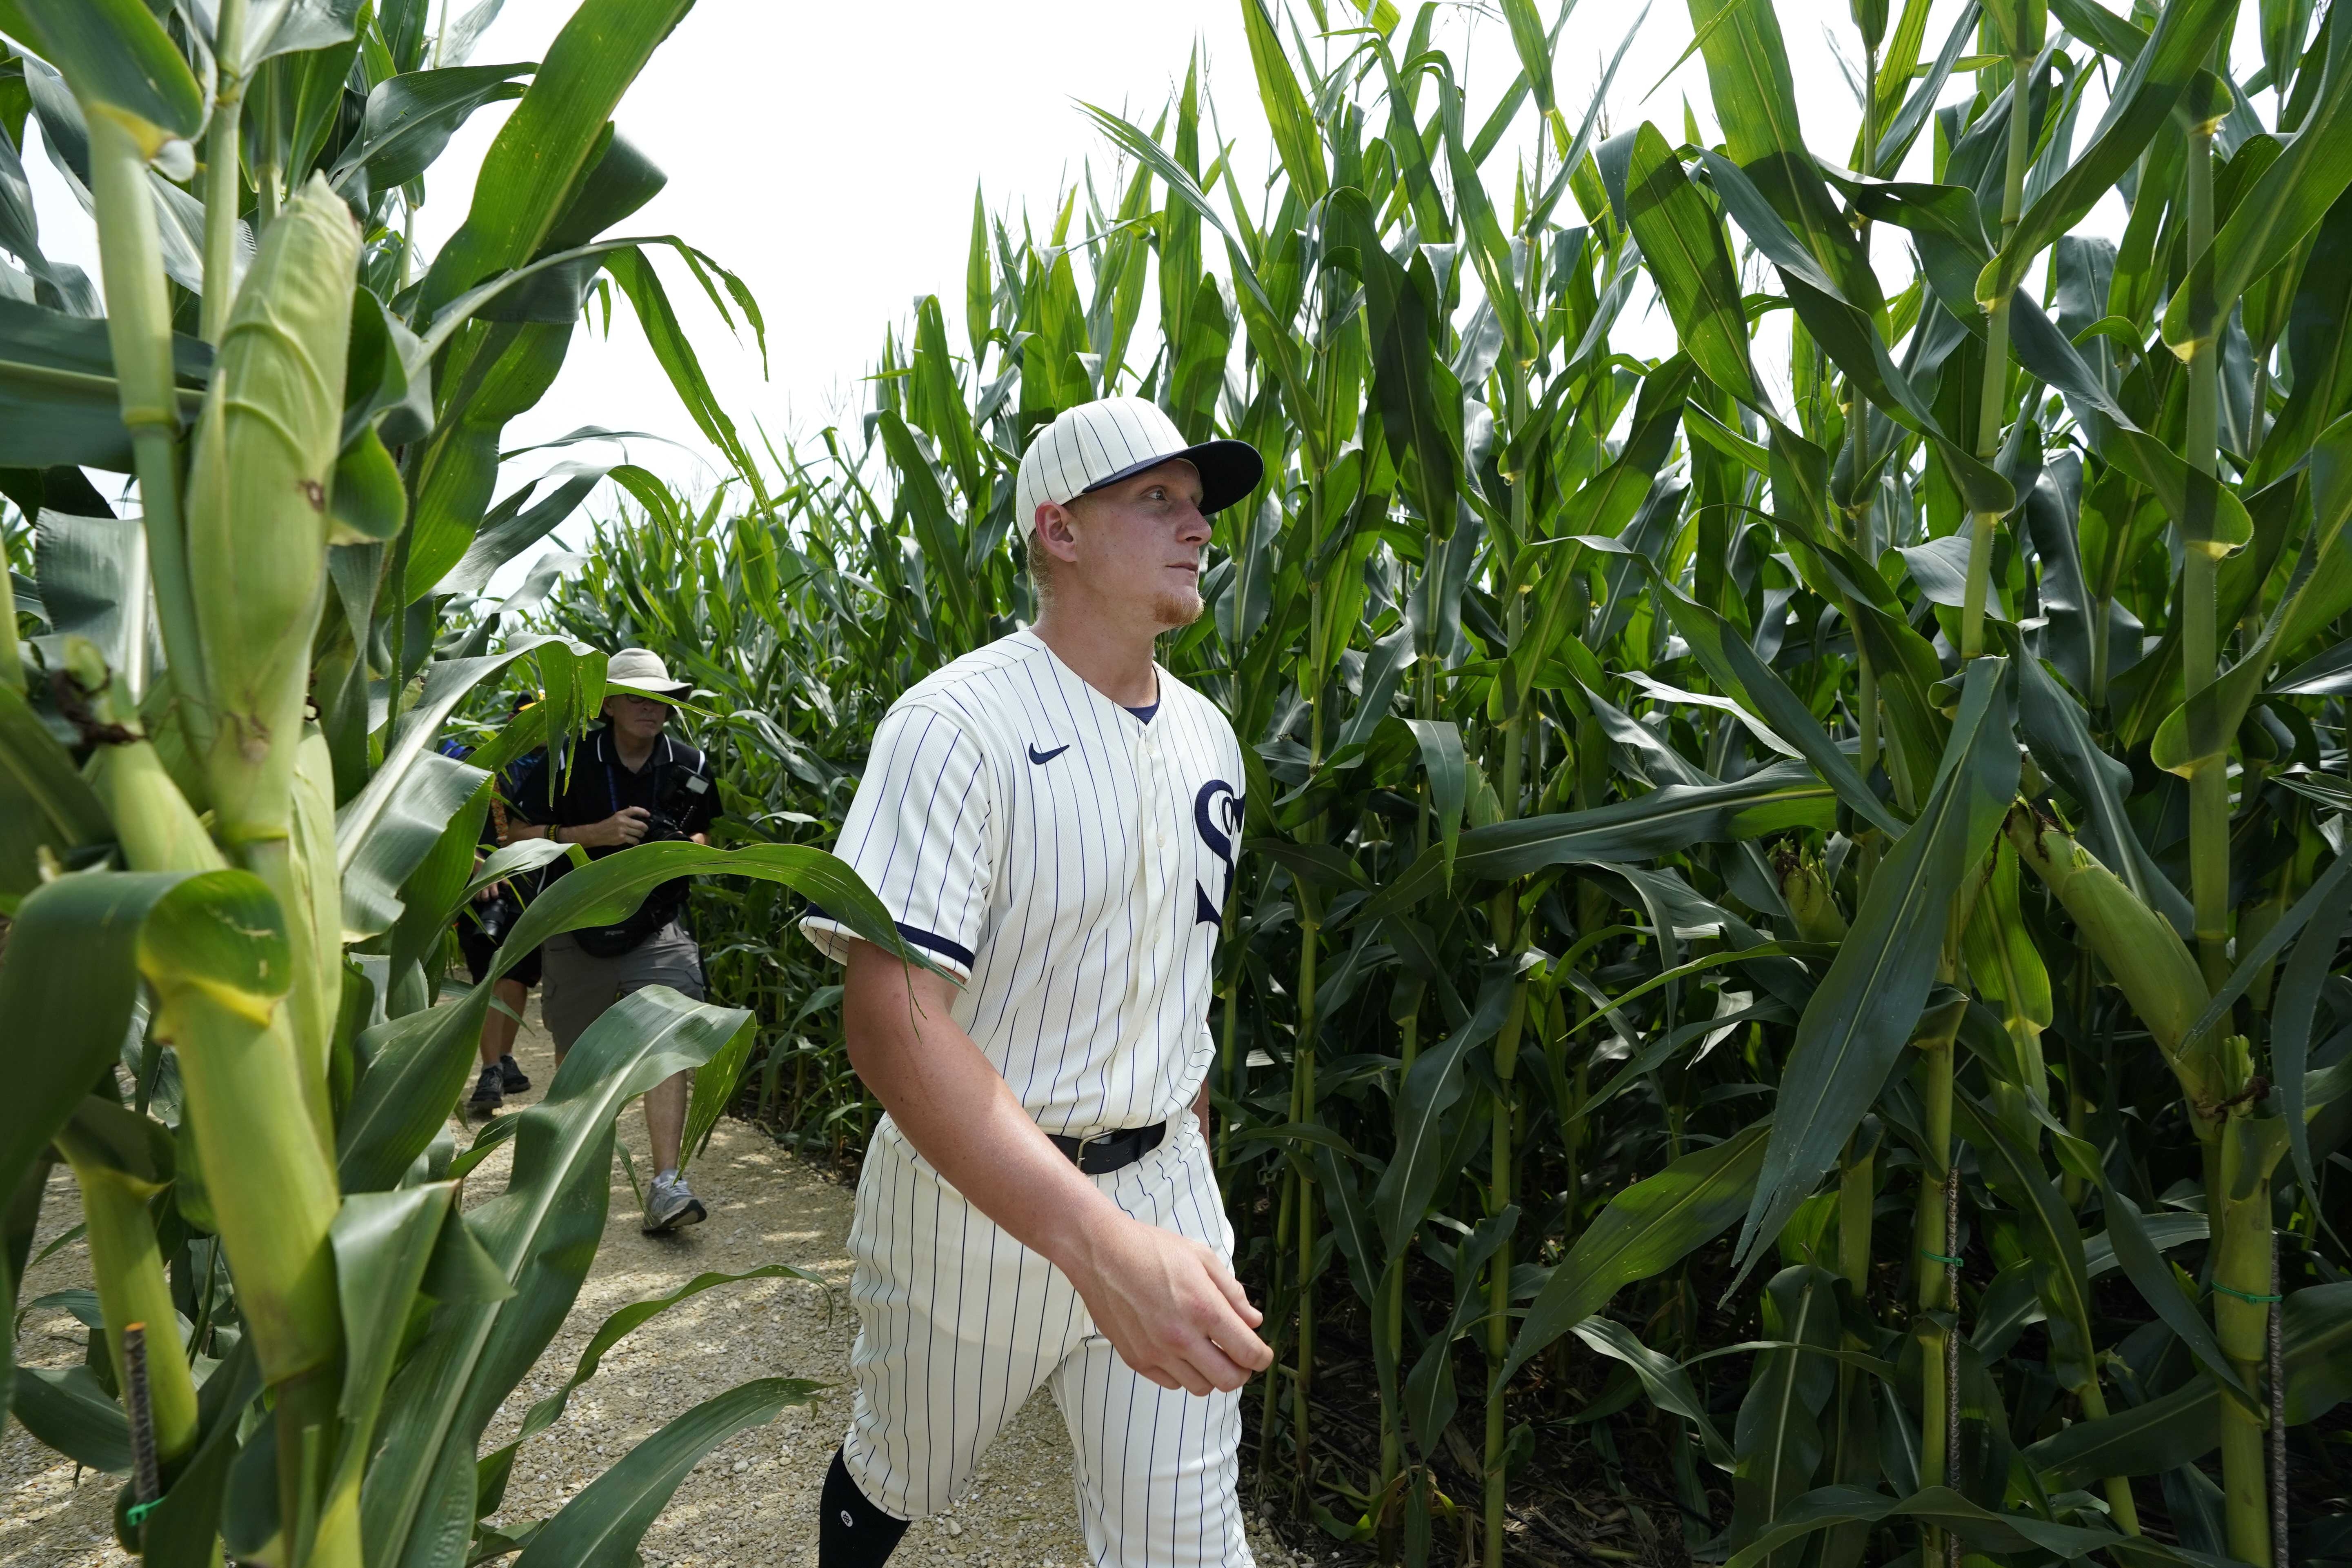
1074 1128 1119 1170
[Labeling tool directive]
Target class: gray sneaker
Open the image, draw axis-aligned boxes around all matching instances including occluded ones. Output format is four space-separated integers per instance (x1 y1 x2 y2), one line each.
467 1064 503 1115
642 1171 707 1234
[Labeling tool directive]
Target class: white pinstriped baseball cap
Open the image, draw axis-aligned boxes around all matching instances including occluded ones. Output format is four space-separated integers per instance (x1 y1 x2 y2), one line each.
1014 397 1263 533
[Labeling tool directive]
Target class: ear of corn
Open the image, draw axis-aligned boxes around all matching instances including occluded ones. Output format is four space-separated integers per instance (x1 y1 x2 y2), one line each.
186 173 358 849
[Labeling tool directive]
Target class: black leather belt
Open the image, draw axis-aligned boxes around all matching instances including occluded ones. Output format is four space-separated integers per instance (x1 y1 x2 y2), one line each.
1048 1120 1167 1176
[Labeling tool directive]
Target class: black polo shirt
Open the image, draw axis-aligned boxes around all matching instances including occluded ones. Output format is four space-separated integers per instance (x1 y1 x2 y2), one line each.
508 726 718 882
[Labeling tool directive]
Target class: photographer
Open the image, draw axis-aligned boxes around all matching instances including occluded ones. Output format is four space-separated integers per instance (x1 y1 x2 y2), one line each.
505 649 719 1232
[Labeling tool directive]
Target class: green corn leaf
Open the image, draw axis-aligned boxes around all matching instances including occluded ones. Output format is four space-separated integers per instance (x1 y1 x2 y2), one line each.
1733 659 2016 1278
0 680 113 912
510 1377 824 1568
1327 186 1462 537
329 1184 460 1505
1726 1264 1843 1550
0 295 207 471
1568 1315 1734 1468
0 0 204 155
2099 1183 2254 1407
474 1261 828 1517
1240 0 1325 205
1999 623 2193 936
327 63 534 194
2162 28 2352 359
2151 421 2352 778
334 640 568 890
1701 153 2011 515
1396 717 1467 886
680 1011 756 1174
1623 122 1761 406
2025 1379 2219 1488
2180 849 2352 1042
1977 0 2241 306
2252 189 2352 486
1951 1094 2102 1394
1314 1141 1383 1317
2268 860 2352 1211
1500 1122 1770 1386
1685 0 1878 310
1725 1481 2219 1568
1372 967 1514 1252
339 749 486 945
431 461 616 598
420 0 695 309
360 987 758 1568
337 840 906 1193
1652 578 1907 838
1358 760 1834 920
9 1362 130 1473
1870 0 1980 173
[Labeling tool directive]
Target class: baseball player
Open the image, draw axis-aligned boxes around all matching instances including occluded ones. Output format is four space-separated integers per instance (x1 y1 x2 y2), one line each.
799 396 1273 1568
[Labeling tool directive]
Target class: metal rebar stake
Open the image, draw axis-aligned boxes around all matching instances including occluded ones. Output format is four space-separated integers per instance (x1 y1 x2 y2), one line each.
122 1321 161 1538
1945 1166 1961 1568
2272 1237 2288 1568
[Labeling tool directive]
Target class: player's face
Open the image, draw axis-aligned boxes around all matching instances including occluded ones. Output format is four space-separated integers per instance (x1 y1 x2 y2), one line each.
1065 460 1212 631
602 691 672 742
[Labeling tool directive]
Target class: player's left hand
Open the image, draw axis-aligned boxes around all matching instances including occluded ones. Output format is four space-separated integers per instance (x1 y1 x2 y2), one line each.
1067 1215 1273 1396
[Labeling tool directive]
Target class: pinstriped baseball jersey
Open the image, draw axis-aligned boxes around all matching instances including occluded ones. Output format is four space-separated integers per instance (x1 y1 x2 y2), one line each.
801 628 1244 1136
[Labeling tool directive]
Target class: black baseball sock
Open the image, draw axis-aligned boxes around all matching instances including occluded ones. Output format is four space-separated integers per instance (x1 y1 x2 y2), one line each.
820 1447 911 1568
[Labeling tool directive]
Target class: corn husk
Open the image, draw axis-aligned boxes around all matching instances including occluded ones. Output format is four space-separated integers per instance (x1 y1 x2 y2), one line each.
2004 810 2213 1078
186 172 359 847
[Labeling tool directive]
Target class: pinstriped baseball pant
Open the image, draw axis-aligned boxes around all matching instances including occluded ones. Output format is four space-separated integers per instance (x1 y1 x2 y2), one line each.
839 1113 1254 1567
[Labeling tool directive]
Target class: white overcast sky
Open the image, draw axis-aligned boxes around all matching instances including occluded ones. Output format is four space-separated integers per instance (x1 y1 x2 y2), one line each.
19 0 2279 566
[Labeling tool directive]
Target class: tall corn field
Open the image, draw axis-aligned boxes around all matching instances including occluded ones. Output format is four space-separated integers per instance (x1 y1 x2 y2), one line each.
0 2 912 1566
540 1 2352 1564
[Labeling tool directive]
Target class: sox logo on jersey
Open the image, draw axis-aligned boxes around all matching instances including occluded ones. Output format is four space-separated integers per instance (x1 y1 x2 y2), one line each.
799 629 1257 1566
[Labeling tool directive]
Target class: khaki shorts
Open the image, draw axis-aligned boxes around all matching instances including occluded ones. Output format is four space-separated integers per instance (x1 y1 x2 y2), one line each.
540 920 705 1054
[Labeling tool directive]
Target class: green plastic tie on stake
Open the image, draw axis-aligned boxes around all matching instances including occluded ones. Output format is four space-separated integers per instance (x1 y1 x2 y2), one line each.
2210 1282 2282 1304
1920 1250 1965 1266
124 1500 160 1527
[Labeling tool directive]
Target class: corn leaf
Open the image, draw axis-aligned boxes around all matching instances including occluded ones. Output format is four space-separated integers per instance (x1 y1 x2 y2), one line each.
474 1262 827 1517
1623 122 1761 406
1359 760 1835 919
1977 0 2241 305
1501 1122 1771 1385
1734 659 2016 1277
0 0 204 152
360 987 757 1568
327 62 533 194
420 0 694 308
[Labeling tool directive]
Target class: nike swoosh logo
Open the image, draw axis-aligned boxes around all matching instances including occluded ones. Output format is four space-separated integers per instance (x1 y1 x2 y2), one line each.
1027 742 1071 764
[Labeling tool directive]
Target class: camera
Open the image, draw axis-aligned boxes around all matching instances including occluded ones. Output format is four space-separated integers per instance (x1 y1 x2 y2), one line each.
643 760 712 843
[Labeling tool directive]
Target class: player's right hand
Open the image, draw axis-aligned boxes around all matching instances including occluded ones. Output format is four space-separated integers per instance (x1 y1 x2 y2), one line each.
1070 1215 1273 1397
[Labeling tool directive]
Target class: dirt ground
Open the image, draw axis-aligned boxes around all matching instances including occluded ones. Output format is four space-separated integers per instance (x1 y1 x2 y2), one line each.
2 999 1317 1568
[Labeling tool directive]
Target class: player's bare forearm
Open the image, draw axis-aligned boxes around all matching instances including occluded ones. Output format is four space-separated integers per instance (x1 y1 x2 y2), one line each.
841 939 1272 1394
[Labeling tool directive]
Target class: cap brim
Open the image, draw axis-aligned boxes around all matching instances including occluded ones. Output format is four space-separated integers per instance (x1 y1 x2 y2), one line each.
606 677 692 702
1079 438 1263 515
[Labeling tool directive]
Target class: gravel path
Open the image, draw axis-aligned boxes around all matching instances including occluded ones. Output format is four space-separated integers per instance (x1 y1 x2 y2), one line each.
3 1001 1309 1568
